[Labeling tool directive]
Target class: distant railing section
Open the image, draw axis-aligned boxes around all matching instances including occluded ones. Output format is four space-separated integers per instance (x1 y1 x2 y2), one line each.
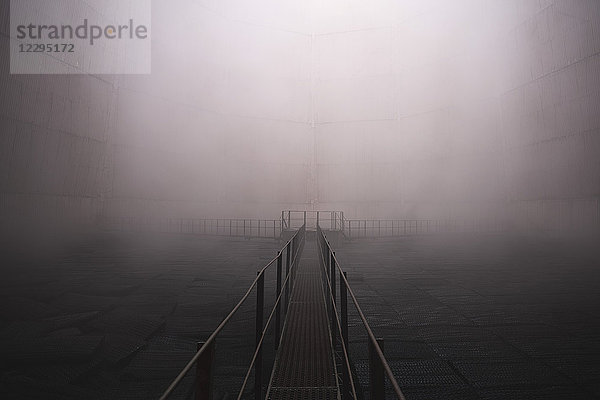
281 210 345 231
317 225 406 400
105 217 283 239
344 218 506 239
106 214 510 241
159 225 306 400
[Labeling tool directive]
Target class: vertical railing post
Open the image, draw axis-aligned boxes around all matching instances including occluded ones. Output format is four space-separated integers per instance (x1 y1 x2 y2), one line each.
304 211 307 227
195 341 215 400
285 242 291 309
330 251 336 347
330 251 336 305
341 271 348 350
275 251 282 349
317 211 320 228
291 237 296 285
369 338 385 400
340 271 349 400
255 271 264 400
325 246 330 282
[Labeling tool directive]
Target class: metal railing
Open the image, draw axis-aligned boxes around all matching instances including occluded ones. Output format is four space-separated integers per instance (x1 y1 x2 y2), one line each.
344 218 506 239
106 214 509 242
317 225 406 400
281 210 345 231
159 225 306 400
106 217 283 239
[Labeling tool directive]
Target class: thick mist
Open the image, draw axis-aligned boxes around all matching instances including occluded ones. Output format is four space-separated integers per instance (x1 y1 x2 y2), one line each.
109 0 600 229
1 0 599 242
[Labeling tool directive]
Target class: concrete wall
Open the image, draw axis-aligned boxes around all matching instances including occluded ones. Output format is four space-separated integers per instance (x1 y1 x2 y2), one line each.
313 0 600 229
0 2 117 239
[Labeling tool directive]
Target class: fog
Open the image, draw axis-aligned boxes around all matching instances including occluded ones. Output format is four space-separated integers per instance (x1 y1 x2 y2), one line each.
1 0 600 243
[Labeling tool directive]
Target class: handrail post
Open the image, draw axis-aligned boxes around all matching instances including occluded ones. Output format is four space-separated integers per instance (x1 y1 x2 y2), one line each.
341 271 348 351
275 251 282 349
340 270 350 399
369 338 385 400
325 245 331 329
325 246 330 281
291 237 297 284
255 271 264 400
285 242 291 310
195 341 215 400
330 251 336 346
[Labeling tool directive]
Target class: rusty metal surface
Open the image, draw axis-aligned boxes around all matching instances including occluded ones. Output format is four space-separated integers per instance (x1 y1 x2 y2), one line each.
267 242 339 400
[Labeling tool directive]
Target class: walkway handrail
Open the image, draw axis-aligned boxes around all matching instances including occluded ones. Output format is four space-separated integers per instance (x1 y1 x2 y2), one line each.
316 235 359 400
236 228 306 399
159 225 306 400
317 225 406 400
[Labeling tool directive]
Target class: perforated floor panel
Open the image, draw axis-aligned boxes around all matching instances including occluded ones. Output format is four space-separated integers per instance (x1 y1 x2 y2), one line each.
266 241 339 400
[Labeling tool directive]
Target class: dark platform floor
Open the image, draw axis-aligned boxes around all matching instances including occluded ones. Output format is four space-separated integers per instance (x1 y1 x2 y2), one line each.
335 234 600 399
0 233 280 399
1 232 599 399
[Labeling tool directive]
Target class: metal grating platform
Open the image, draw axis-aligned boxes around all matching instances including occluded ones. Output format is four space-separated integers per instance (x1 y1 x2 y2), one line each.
266 242 339 400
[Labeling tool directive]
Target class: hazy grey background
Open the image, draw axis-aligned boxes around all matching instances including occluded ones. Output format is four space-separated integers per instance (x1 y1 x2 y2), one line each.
1 0 599 242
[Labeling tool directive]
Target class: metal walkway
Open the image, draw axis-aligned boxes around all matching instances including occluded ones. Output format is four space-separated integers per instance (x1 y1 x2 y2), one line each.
266 241 339 400
160 225 406 400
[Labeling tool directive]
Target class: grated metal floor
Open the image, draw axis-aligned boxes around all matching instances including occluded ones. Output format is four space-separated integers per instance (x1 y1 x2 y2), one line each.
266 241 339 400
